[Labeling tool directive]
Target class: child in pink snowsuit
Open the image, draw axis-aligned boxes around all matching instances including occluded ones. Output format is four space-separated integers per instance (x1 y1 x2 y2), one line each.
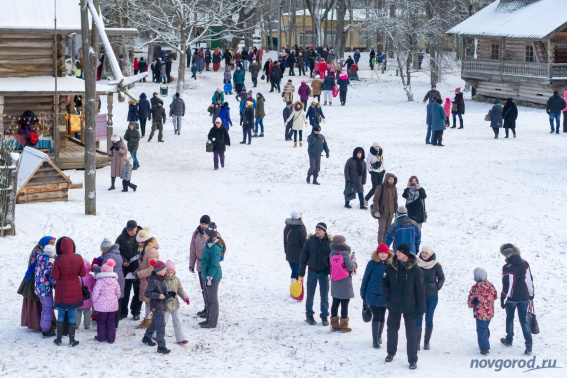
444 98 451 127
92 258 121 343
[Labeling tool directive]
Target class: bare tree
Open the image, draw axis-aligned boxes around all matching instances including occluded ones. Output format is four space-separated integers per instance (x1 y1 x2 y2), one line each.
305 0 336 47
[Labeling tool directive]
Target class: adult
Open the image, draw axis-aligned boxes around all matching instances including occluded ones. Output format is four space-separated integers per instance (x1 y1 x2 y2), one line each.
241 48 249 70
212 48 222 71
196 51 205 73
212 88 225 106
431 98 446 146
451 87 465 129
263 58 272 83
298 80 311 109
150 92 161 108
563 91 567 132
297 52 305 76
108 135 127 191
138 57 147 81
170 92 185 136
416 244 445 350
208 117 231 170
148 100 166 142
233 66 246 94
353 49 361 64
287 51 296 76
348 63 359 80
165 57 172 82
269 62 283 93
385 206 421 254
18 236 56 332
364 142 385 206
127 100 138 124
382 243 426 370
137 93 150 137
500 243 534 355
322 74 335 106
310 75 322 103
249 61 261 87
423 85 441 104
133 228 160 328
116 220 142 321
502 98 518 138
489 99 503 139
240 101 254 145
344 147 367 209
361 243 391 348
285 101 307 148
200 222 226 328
205 48 212 71
369 50 376 70
373 173 398 244
254 93 265 138
52 237 87 347
190 215 210 317
305 100 325 128
298 222 332 326
337 70 350 106
402 176 427 228
282 79 295 103
306 125 329 185
345 55 354 72
328 235 356 333
159 61 167 84
92 243 125 328
284 211 307 284
546 90 566 134
425 97 435 144
123 123 140 170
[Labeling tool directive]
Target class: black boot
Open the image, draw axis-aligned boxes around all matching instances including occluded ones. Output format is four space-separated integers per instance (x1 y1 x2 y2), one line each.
416 326 423 351
312 178 320 185
306 175 311 184
53 322 63 346
377 321 385 345
108 177 116 190
158 346 171 354
142 335 156 346
240 140 246 144
424 326 433 350
385 354 395 362
321 317 329 326
69 324 79 347
305 314 317 325
371 321 380 349
42 329 56 337
458 118 464 129
451 118 456 128
197 308 207 316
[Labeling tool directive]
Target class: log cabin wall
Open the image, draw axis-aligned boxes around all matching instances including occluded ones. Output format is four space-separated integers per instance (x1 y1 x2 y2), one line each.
1 94 66 136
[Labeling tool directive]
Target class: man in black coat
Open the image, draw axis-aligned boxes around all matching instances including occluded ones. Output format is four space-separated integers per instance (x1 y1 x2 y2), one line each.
287 51 296 76
298 222 332 326
306 126 329 185
138 58 147 82
116 220 143 320
382 244 426 370
546 90 566 134
269 62 283 93
423 85 442 104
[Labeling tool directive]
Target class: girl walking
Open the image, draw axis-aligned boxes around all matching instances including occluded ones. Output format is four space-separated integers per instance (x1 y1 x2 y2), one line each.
329 235 357 333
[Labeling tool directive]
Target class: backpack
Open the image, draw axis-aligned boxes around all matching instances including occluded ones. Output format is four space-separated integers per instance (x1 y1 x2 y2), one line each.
28 131 38 145
330 252 349 281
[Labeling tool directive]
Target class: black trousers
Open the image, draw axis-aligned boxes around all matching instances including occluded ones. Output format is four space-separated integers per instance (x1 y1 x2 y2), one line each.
289 66 295 75
340 91 347 104
432 130 443 145
270 80 281 92
504 127 516 137
139 118 147 137
307 155 321 179
145 310 166 348
365 171 385 201
285 124 293 140
369 305 387 322
387 311 418 364
564 111 567 132
331 298 350 318
298 66 305 75
122 180 136 191
114 299 121 328
121 278 142 317
492 127 499 138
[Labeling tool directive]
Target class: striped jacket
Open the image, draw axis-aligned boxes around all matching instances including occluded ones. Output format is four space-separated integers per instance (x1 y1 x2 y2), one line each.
501 254 534 306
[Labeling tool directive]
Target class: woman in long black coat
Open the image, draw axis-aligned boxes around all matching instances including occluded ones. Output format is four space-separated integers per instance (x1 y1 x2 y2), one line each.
208 118 230 170
344 147 367 209
502 98 518 138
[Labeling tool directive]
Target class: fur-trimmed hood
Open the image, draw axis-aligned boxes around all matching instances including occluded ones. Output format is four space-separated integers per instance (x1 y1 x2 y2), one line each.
330 242 351 254
285 218 304 226
293 100 304 111
388 253 418 271
372 250 393 263
96 272 118 280
500 243 520 258
306 233 332 241
140 237 159 253
310 102 321 109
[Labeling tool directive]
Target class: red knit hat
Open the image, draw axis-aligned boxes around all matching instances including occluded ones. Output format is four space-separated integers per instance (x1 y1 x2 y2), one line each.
376 243 390 254
150 259 166 272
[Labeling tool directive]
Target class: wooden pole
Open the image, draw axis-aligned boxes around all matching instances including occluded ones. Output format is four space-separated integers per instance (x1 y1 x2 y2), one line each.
107 93 113 153
81 0 96 215
53 0 60 163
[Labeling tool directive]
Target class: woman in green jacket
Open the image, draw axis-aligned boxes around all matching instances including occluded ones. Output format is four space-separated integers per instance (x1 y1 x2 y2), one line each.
200 222 225 328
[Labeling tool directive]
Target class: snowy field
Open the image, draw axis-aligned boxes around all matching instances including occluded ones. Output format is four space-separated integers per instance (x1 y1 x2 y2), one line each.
2 52 566 377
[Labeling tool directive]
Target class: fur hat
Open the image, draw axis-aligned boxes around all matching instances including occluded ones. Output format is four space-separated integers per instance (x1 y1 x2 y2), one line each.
136 227 151 243
100 238 113 250
396 243 412 257
200 215 211 224
215 117 222 124
111 134 120 143
316 222 327 232
397 205 408 215
474 267 487 282
150 259 166 272
376 243 389 254
166 260 176 271
43 244 56 257
204 222 218 238
421 244 434 255
291 210 301 220
102 258 116 273
500 243 520 258
332 235 346 244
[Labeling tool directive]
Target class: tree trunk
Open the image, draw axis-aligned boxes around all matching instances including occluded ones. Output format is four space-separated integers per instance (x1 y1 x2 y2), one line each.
335 0 346 58
349 0 353 52
178 33 187 93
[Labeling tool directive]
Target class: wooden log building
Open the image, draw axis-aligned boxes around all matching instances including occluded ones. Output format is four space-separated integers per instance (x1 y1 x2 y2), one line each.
448 0 567 105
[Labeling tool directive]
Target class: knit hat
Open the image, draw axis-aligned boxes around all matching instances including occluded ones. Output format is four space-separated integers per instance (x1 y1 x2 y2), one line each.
301 80 306 84
315 222 327 232
421 244 434 254
332 235 346 244
500 243 520 258
166 260 176 272
200 215 211 224
216 88 221 91
291 210 301 220
136 227 151 243
111 134 120 143
372 141 380 148
455 87 461 93
376 243 390 254
100 238 113 250
474 267 487 282
312 125 321 132
396 243 412 257
43 244 56 257
397 205 408 215
102 258 116 273
150 259 166 272
175 92 180 98
311 99 318 104
126 220 137 231
215 117 222 124
204 222 218 238
431 84 437 89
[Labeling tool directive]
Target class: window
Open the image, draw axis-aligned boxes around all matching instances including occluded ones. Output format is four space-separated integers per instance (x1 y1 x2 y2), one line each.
525 45 534 62
491 44 500 60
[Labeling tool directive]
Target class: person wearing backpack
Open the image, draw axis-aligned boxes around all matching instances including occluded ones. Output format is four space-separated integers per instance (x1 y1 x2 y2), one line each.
385 206 421 254
373 173 398 244
328 235 357 333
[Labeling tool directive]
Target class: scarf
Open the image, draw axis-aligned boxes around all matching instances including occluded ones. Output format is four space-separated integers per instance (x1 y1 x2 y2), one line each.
23 236 55 283
417 253 438 269
406 186 420 205
355 157 363 176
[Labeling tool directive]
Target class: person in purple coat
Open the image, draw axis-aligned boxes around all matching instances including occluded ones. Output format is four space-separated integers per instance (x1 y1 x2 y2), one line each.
298 81 311 109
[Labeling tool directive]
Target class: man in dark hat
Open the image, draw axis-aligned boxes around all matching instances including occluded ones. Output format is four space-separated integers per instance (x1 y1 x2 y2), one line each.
116 220 143 320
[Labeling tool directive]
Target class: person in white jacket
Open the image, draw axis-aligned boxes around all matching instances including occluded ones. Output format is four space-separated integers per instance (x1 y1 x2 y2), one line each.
364 142 385 205
285 101 308 148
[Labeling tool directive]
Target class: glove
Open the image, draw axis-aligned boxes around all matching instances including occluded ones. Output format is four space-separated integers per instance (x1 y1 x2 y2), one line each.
183 298 190 305
168 291 177 298
206 276 213 287
110 146 116 151
500 297 506 309
374 212 380 217
326 152 329 158
322 118 326 123
189 267 195 273
212 138 216 141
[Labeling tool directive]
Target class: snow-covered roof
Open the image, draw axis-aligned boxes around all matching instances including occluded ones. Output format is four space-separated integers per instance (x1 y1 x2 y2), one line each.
283 9 368 22
447 0 567 39
0 77 117 94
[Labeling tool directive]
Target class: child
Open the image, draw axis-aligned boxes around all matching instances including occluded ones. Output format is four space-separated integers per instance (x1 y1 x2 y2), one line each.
329 235 357 333
35 244 56 337
92 258 121 343
75 259 95 329
142 260 175 354
468 267 497 355
120 157 137 192
223 67 232 84
223 81 233 95
164 260 190 344
444 98 451 127
191 63 198 80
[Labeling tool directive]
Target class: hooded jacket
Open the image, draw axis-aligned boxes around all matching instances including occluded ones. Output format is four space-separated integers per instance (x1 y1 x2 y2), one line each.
284 218 307 264
127 101 138 122
219 106 232 130
78 260 95 309
501 246 534 306
286 102 307 131
452 92 465 115
255 95 265 118
150 103 166 124
361 251 392 307
123 127 140 152
322 75 335 91
201 240 223 282
208 124 230 152
298 233 332 276
190 226 207 272
249 63 261 77
373 172 398 220
431 102 446 131
489 102 503 128
382 253 426 314
298 82 311 100
546 92 566 114
170 96 185 117
344 147 367 193
93 244 125 298
92 271 121 313
110 138 128 178
145 272 173 312
233 68 245 84
165 272 189 312
468 281 497 321
52 237 87 309
385 215 421 254
34 251 56 297
417 253 445 297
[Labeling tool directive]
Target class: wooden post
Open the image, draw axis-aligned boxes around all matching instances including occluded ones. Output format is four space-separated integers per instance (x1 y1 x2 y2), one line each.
81 0 96 215
5 151 18 236
0 96 4 135
548 39 552 79
107 94 113 154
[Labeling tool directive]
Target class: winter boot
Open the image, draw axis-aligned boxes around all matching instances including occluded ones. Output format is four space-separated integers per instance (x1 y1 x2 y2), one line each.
294 142 297 148
142 335 156 346
299 141 303 147
340 317 352 333
312 178 320 185
247 141 251 145
377 321 385 344
525 346 532 355
53 322 64 346
371 321 380 349
259 133 264 137
451 118 456 128
157 346 171 354
329 102 332 106
306 175 311 184
424 326 433 350
324 101 327 105
136 318 152 329
240 140 246 144
321 317 329 326
305 314 317 325
385 354 395 362
68 324 79 347
458 118 464 129
252 133 258 138
480 349 490 355
409 363 417 370
500 337 512 347
330 316 340 332
416 326 423 351
197 309 207 316
108 177 116 190
42 330 56 337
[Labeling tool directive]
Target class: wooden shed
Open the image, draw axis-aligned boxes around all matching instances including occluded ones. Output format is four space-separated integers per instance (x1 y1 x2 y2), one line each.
16 147 82 204
447 0 567 105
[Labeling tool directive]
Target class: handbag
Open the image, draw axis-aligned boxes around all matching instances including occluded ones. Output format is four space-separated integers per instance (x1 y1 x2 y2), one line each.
484 113 492 121
80 277 90 300
206 140 213 153
261 74 265 80
527 300 540 334
343 183 356 201
362 303 372 323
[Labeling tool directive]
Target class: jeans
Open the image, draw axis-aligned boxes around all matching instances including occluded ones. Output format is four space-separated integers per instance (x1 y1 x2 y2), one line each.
476 319 491 350
416 295 438 327
40 296 54 332
288 262 299 279
452 113 463 125
505 300 532 347
293 130 303 142
172 115 183 134
139 118 147 136
425 124 432 143
243 60 249 71
331 298 350 318
387 311 418 364
213 151 225 169
305 270 330 318
254 118 264 133
161 76 167 84
121 277 141 317
57 308 76 324
131 149 139 168
549 112 561 132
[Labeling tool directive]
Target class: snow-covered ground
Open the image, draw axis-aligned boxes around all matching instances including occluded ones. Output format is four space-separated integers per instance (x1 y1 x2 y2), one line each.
2 52 566 377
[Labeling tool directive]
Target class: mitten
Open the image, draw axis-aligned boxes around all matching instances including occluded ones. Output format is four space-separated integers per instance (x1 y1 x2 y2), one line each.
189 267 195 273
374 212 380 217
168 291 177 298
206 276 213 287
326 152 329 158
322 118 326 123
183 298 190 305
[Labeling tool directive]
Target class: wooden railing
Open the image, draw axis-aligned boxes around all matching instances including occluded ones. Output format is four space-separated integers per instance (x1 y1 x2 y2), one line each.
463 60 567 80
551 64 567 79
